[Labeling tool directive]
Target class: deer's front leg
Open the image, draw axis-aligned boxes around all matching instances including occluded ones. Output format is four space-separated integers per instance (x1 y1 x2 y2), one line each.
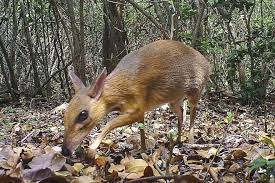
89 109 144 151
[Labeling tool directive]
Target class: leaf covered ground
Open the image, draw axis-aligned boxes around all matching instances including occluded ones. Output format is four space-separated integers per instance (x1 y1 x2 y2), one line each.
0 93 274 183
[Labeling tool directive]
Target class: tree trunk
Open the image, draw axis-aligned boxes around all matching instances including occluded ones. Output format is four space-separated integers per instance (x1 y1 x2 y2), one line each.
65 0 86 84
191 0 206 49
102 0 128 73
21 1 42 95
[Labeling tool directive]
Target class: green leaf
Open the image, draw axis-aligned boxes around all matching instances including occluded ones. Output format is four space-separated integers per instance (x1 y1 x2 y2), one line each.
225 112 234 124
249 156 267 172
138 123 144 129
267 160 275 169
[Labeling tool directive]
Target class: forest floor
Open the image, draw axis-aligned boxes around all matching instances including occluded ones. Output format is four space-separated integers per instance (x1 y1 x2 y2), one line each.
0 93 274 183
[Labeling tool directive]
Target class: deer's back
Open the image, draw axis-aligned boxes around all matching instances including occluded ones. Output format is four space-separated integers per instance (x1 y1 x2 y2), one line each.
105 40 210 110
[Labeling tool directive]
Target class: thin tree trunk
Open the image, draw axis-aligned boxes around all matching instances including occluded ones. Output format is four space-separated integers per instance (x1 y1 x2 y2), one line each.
102 0 128 73
191 0 206 49
65 0 86 83
21 1 42 95
0 36 18 99
0 56 12 94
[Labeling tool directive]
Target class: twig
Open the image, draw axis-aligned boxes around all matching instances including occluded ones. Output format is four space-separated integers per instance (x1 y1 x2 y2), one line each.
154 162 164 176
180 143 219 149
125 0 169 39
35 61 72 95
125 174 192 183
21 130 36 144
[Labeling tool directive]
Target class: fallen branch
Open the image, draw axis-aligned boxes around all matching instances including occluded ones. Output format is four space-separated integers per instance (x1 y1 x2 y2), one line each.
125 174 200 183
21 129 36 144
180 143 219 149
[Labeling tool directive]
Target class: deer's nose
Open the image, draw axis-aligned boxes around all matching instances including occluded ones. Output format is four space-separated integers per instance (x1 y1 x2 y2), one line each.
61 145 71 156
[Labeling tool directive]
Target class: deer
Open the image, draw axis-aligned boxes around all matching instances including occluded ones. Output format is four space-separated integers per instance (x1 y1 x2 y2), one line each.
61 40 210 156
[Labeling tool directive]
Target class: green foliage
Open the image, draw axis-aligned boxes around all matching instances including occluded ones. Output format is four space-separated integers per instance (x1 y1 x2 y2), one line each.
138 123 145 129
249 157 275 181
179 1 196 20
209 0 255 11
249 135 275 181
224 112 233 124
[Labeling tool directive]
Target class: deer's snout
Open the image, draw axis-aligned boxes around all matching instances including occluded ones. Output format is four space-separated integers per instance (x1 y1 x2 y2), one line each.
61 144 71 156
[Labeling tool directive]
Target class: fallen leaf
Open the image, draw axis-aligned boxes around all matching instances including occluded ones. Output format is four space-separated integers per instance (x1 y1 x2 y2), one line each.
23 168 53 182
118 172 140 180
228 163 241 173
231 149 247 159
222 173 238 183
21 149 33 164
95 156 107 167
71 175 100 183
83 166 96 176
0 175 22 183
28 152 66 172
175 173 202 183
55 171 72 177
73 163 84 173
170 165 179 174
106 170 119 182
125 159 148 174
39 175 69 183
196 147 218 159
108 163 125 173
143 166 154 177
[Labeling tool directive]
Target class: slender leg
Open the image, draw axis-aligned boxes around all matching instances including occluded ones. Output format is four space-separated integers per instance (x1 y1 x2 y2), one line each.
139 121 146 151
170 100 184 144
188 104 197 143
188 92 201 144
89 109 144 150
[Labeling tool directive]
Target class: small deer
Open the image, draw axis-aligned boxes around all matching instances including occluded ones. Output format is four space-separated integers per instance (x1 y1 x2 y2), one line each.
61 40 210 156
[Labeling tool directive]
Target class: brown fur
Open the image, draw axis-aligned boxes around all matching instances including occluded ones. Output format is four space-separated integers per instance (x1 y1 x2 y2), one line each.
62 40 210 154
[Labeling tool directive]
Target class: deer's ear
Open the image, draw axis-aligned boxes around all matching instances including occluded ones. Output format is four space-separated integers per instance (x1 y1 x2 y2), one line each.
88 67 107 99
68 65 85 93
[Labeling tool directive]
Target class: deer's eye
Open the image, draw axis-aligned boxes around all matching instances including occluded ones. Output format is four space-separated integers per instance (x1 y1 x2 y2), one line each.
76 110 89 123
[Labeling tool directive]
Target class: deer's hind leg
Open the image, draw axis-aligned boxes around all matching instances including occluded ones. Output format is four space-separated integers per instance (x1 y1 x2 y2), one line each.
170 99 185 143
187 89 202 143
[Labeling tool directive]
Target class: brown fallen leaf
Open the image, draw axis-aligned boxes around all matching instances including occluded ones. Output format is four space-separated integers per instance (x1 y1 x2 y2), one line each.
7 162 23 178
118 172 140 180
222 173 239 183
196 147 218 159
21 149 34 164
95 156 108 167
170 155 183 164
0 175 22 183
143 166 154 177
39 175 70 183
108 163 125 173
105 170 119 182
231 149 247 159
228 163 241 173
170 165 179 174
175 173 203 183
204 166 218 183
125 159 148 174
71 175 101 183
